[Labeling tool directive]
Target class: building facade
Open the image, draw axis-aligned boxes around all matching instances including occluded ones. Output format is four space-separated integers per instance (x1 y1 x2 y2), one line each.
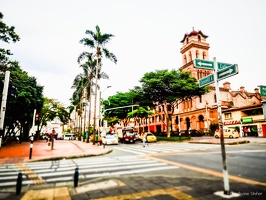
137 29 266 137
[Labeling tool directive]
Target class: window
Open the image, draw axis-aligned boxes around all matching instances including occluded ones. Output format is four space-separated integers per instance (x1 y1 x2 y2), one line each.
188 51 192 62
224 113 232 119
198 35 201 42
203 51 207 59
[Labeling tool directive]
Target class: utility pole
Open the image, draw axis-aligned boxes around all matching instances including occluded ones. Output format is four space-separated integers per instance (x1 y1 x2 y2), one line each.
0 71 10 131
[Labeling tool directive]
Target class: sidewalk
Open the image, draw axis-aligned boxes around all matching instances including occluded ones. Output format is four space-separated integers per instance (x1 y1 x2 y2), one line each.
0 138 266 200
0 139 112 164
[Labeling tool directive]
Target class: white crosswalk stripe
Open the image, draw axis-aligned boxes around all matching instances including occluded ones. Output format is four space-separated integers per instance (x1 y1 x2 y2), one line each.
0 155 178 188
113 142 220 155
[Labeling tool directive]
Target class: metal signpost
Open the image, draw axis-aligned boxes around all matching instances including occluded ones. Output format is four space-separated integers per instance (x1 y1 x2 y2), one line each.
198 58 239 195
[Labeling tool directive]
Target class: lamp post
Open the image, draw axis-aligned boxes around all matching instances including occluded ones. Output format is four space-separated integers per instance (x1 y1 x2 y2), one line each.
98 86 111 135
205 101 209 134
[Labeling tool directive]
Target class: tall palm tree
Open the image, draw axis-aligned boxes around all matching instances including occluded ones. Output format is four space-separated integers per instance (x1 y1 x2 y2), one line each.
80 25 117 145
71 52 109 141
77 52 108 142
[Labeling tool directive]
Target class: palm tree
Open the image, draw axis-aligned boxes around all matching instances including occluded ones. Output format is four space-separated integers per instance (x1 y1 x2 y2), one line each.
80 25 117 145
71 52 109 142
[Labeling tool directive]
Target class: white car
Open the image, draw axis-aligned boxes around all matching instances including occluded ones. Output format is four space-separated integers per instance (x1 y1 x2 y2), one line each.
214 128 239 139
103 135 118 145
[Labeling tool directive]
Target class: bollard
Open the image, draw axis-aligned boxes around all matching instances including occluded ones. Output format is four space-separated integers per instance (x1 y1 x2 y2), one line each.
29 140 33 159
74 167 79 187
0 136 2 150
16 173 22 195
103 142 105 149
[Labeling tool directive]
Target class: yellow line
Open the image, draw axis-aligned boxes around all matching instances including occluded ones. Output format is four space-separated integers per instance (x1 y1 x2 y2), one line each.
16 163 46 185
93 188 197 200
143 155 266 187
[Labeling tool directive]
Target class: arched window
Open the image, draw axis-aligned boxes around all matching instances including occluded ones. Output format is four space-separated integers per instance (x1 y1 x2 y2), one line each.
188 51 192 62
186 38 189 44
183 55 187 64
199 115 204 122
196 50 199 58
203 51 207 59
198 35 201 42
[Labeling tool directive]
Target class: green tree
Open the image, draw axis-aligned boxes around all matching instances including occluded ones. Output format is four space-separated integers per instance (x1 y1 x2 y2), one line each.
140 69 209 137
127 107 154 133
0 62 44 143
35 98 70 139
80 25 117 144
0 12 20 67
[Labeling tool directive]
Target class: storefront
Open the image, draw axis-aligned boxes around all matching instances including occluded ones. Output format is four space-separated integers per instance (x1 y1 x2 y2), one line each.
223 119 242 136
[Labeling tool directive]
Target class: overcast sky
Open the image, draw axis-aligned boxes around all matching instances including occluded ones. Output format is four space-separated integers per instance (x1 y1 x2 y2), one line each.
1 0 266 106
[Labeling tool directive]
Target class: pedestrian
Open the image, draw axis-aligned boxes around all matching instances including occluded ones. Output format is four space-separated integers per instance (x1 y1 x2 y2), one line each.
143 133 147 147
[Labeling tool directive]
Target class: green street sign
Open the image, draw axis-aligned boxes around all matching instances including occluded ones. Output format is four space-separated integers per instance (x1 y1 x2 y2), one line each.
194 59 214 69
241 117 253 124
217 64 238 81
260 85 266 96
217 62 233 70
199 74 214 87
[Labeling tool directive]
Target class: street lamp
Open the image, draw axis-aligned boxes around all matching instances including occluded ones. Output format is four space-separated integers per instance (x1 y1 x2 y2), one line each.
98 86 111 135
205 101 209 134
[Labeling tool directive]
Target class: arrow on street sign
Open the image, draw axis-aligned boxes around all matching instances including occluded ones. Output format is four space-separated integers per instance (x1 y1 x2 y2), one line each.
217 62 233 70
194 59 214 69
199 74 214 87
217 64 238 81
199 64 239 87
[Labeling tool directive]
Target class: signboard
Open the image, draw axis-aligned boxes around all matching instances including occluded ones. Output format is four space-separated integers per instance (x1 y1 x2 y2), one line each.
217 64 238 81
259 85 266 96
217 62 233 70
194 59 214 69
241 117 253 124
199 74 214 87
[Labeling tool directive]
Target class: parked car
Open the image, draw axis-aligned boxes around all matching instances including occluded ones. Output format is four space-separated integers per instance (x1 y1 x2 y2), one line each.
179 129 204 137
214 128 239 139
102 135 118 145
140 132 157 143
120 132 136 143
63 133 76 140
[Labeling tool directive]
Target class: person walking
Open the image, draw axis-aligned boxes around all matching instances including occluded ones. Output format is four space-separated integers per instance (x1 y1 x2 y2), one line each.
143 133 148 147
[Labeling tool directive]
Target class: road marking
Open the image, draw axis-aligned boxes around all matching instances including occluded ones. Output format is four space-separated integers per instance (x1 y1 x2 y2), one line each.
143 155 266 187
16 163 45 185
93 188 197 200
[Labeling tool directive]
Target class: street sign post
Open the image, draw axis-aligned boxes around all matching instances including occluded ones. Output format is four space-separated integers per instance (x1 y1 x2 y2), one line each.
194 59 214 69
199 74 214 87
217 64 238 81
198 57 239 195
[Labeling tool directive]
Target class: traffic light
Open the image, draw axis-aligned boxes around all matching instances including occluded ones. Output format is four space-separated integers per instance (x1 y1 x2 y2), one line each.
8 84 16 98
35 114 40 125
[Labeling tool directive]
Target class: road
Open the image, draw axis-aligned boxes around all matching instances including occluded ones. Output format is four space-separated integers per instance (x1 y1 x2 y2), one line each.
0 139 265 190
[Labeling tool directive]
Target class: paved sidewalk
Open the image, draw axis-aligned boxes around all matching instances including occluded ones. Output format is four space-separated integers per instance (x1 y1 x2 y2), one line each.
0 139 111 164
0 137 266 199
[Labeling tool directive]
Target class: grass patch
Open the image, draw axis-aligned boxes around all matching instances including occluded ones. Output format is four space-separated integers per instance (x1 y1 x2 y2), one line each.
156 136 191 142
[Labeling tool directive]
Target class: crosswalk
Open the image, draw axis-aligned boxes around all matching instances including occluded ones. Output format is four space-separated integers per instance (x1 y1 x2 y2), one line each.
0 155 178 188
113 142 220 155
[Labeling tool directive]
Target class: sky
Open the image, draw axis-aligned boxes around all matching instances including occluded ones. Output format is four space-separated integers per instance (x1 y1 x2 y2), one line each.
1 0 266 106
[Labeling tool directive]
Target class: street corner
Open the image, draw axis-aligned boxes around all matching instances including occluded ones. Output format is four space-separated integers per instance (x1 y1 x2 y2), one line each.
91 187 197 200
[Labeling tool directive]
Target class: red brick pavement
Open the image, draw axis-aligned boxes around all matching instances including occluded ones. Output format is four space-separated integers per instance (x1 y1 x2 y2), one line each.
0 139 111 164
